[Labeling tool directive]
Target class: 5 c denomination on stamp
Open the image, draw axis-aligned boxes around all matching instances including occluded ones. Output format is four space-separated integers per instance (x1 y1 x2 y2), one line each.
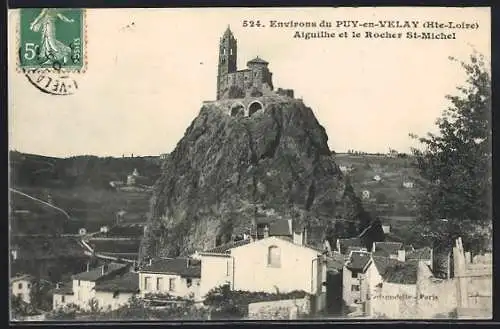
18 8 86 95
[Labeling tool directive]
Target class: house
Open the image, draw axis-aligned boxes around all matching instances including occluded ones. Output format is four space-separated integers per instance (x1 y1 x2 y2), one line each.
342 251 372 308
11 274 35 304
253 218 307 244
371 242 405 260
196 235 328 312
52 282 74 310
406 247 433 270
336 237 364 255
94 272 140 311
52 262 131 311
373 175 382 182
138 257 202 301
365 258 420 318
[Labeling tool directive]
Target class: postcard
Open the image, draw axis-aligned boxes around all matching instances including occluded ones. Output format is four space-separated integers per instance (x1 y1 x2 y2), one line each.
8 7 491 321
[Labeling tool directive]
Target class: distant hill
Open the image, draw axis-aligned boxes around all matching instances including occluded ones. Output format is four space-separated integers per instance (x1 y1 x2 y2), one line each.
9 151 164 189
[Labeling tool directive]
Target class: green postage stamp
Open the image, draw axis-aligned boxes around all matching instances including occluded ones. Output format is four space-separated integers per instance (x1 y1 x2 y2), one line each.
19 8 85 71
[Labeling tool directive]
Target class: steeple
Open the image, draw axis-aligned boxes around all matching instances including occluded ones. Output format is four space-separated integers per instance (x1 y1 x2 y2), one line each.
217 26 238 100
223 25 233 37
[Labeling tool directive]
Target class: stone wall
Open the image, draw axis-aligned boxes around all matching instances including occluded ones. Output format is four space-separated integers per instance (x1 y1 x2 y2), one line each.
453 237 492 319
247 296 310 320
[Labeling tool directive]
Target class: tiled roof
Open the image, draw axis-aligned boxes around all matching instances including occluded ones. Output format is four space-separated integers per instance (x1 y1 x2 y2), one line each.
373 242 403 257
71 263 129 282
53 281 74 295
326 253 345 271
372 256 401 276
140 258 201 278
203 239 252 254
381 259 419 284
338 238 363 254
346 251 372 272
11 274 35 283
247 56 269 65
269 220 292 236
95 272 139 293
407 247 432 260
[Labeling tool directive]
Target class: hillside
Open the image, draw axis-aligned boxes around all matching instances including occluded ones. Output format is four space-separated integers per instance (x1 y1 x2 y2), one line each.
140 98 374 259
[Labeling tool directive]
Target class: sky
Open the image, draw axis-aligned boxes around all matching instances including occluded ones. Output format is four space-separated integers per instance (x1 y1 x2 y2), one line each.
8 7 491 157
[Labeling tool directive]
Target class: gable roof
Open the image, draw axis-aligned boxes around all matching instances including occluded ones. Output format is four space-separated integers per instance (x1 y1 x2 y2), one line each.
407 247 432 261
202 239 252 255
94 272 140 293
346 251 372 272
338 238 363 254
373 242 403 257
11 274 35 283
71 263 128 282
140 258 201 278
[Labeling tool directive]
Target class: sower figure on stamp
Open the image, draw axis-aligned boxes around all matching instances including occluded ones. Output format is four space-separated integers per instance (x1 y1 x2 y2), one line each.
29 9 74 65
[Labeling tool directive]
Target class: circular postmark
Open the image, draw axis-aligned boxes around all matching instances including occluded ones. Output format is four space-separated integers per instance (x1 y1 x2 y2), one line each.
18 47 79 96
17 8 85 96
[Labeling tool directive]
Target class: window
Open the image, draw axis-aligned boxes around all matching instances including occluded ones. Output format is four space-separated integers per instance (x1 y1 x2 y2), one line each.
351 272 358 278
156 277 163 291
18 283 22 289
223 48 226 55
61 295 65 303
27 284 31 289
169 278 176 292
113 291 120 298
186 278 192 288
78 280 81 287
351 285 360 292
144 277 151 291
268 246 281 267
230 48 233 55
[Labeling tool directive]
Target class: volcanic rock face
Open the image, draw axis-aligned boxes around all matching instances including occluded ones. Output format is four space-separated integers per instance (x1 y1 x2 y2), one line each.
140 98 369 258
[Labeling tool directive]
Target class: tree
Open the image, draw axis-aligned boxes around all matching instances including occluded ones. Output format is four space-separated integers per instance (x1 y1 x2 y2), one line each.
410 52 491 253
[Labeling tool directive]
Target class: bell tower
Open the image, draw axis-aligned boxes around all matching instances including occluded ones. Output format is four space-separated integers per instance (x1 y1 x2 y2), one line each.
217 26 237 100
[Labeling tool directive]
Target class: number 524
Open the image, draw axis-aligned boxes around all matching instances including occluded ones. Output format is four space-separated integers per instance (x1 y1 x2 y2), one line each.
242 20 262 27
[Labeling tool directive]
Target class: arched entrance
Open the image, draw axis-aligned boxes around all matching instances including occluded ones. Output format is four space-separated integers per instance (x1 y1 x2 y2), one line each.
248 101 264 117
230 103 245 117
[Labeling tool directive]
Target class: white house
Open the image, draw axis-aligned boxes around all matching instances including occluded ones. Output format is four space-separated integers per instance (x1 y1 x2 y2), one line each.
342 251 372 308
11 274 35 304
52 262 131 311
196 234 328 312
138 257 202 301
94 272 140 311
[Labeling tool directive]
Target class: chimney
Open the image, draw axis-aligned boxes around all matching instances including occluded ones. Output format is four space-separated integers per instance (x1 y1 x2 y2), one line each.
398 249 406 262
86 262 90 272
263 225 269 238
56 282 61 289
149 258 153 266
186 258 190 267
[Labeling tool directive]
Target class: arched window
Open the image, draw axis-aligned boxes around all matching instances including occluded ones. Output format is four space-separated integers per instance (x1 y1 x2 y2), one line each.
268 246 281 267
230 48 233 55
